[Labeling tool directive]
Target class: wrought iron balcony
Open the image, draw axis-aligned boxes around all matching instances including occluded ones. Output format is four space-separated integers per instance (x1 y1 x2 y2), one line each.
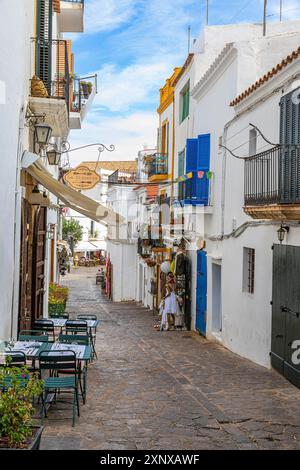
108 170 136 187
147 153 168 179
71 75 97 112
31 38 70 109
244 146 300 219
178 171 210 205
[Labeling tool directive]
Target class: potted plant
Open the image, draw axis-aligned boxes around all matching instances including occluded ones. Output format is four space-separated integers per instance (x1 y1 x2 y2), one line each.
80 81 93 99
0 359 44 450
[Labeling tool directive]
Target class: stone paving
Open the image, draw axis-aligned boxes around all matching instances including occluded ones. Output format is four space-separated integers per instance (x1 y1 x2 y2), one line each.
40 267 300 450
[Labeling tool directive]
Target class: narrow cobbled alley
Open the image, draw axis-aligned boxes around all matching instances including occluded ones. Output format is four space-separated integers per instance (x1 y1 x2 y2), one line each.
41 268 300 450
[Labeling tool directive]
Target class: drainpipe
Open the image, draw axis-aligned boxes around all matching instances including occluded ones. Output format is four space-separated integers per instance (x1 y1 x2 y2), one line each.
11 102 27 338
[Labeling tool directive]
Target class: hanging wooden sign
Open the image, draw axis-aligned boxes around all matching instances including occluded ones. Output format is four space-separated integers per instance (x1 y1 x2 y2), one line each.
64 166 100 190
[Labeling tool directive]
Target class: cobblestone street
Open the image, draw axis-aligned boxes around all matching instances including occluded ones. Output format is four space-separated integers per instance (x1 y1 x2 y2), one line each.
41 267 300 450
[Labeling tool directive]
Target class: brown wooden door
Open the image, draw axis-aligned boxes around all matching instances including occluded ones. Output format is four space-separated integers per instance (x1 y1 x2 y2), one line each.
32 207 47 322
19 200 33 332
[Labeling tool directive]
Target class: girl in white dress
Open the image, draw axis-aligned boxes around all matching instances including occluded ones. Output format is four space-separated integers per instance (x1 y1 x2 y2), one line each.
160 281 177 331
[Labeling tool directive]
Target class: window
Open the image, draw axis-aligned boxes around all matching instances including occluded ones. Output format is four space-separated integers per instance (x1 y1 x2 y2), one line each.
249 128 257 156
243 248 255 294
178 150 185 200
180 83 190 123
161 122 167 154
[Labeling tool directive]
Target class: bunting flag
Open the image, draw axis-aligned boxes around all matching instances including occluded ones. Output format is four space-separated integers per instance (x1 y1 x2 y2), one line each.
206 171 214 180
179 176 185 182
183 175 188 181
186 172 193 179
198 171 205 179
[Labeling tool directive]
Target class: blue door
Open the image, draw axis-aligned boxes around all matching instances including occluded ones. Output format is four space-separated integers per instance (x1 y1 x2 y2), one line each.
196 250 207 336
197 134 211 205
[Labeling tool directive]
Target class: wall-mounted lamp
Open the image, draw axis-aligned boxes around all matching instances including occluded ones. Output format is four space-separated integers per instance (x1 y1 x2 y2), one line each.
28 185 50 207
34 123 52 147
47 149 61 166
277 224 290 244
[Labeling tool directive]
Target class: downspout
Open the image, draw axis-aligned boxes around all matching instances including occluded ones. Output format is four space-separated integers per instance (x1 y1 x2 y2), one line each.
11 102 27 338
171 96 175 220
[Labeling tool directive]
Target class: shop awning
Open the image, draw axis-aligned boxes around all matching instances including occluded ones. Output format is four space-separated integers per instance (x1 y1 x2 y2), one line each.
25 157 124 226
75 240 107 252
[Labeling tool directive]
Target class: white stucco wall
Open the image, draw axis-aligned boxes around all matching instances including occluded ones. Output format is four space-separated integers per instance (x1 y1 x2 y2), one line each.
182 24 300 368
0 0 34 340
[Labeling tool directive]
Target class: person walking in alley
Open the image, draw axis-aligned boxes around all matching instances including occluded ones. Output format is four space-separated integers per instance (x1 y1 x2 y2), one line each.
160 273 177 331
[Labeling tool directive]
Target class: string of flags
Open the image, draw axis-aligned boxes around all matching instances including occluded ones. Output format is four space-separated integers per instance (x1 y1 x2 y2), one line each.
175 171 214 183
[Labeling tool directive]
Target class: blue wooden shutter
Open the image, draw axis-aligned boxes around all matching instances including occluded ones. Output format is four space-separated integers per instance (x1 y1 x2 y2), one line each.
197 134 211 205
186 138 198 172
196 250 207 336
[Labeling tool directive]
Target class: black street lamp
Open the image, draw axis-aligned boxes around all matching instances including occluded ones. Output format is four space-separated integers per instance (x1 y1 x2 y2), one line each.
47 149 61 166
34 123 52 147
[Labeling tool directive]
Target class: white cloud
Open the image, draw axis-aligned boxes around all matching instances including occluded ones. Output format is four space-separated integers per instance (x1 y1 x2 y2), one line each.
84 0 137 34
68 111 157 167
93 61 176 112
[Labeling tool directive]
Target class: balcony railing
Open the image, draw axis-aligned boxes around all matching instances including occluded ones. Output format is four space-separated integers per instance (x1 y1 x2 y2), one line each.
108 170 136 187
31 38 70 112
178 171 210 205
244 146 300 206
147 153 168 178
71 75 97 114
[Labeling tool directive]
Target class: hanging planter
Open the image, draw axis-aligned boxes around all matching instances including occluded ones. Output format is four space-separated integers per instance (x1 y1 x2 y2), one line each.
80 81 93 99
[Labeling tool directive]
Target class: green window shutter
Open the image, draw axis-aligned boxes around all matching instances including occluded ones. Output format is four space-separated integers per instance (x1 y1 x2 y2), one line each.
36 0 53 93
181 87 190 123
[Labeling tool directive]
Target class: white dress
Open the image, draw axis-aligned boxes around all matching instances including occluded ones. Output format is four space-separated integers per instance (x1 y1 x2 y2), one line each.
164 292 177 314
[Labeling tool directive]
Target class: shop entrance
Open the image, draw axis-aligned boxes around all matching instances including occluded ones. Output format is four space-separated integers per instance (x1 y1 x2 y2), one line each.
196 250 207 336
271 244 300 389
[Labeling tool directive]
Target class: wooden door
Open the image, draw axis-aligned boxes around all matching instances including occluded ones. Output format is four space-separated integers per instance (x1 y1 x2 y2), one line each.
19 200 33 332
32 207 47 322
271 244 300 388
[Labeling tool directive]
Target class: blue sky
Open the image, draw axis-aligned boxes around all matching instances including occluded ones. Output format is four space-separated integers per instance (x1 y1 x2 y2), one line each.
67 0 300 165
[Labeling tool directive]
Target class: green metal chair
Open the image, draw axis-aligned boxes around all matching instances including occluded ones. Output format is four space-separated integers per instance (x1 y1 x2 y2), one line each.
18 330 49 342
58 334 89 346
77 315 98 359
49 312 69 319
33 320 55 342
58 334 89 404
0 352 29 391
39 350 80 427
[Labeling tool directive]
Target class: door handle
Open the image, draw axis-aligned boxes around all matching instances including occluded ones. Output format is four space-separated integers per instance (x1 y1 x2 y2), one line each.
276 334 284 339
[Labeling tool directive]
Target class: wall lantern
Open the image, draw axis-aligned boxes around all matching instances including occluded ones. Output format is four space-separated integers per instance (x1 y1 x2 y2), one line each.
47 149 61 166
34 123 52 146
277 224 290 244
28 185 50 207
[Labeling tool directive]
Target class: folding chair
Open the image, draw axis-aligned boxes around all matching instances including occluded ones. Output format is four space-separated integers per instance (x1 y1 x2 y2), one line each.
19 330 49 342
39 350 80 427
77 315 98 359
0 351 28 391
33 320 55 342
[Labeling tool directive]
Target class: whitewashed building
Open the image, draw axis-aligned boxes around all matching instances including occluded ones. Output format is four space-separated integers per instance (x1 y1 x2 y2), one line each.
0 0 97 340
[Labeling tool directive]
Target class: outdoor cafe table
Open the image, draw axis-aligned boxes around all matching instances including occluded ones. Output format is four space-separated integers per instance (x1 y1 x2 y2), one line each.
50 318 99 358
51 319 99 329
3 341 92 402
4 341 92 362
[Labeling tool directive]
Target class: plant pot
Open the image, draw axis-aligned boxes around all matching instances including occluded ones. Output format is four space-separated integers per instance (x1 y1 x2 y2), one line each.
0 425 44 450
81 83 91 99
48 302 65 315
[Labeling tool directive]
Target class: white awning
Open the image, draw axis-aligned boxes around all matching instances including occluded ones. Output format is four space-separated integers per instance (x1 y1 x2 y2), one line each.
25 157 123 226
75 240 107 252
